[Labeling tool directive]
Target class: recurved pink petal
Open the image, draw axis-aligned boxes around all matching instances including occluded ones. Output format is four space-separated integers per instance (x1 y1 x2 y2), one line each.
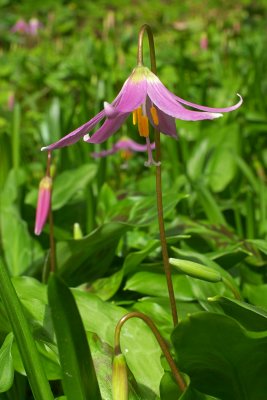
84 112 129 144
115 138 155 152
41 110 106 151
147 77 223 121
91 148 118 158
146 100 178 139
173 93 243 112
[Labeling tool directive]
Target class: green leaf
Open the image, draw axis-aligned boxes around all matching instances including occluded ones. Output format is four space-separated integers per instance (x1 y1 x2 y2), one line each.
195 186 226 225
25 164 97 210
74 290 163 399
48 274 101 400
0 258 54 400
57 222 128 286
128 191 187 226
209 295 267 331
88 269 124 301
243 283 267 310
205 126 239 192
0 333 14 393
125 271 195 301
0 204 43 276
160 372 219 400
123 240 160 275
172 312 267 400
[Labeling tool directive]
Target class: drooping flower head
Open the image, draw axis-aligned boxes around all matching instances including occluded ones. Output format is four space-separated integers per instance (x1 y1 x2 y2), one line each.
91 137 155 164
42 58 242 166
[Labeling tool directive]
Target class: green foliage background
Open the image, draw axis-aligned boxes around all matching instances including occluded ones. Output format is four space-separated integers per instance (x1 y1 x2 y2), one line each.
1 0 267 399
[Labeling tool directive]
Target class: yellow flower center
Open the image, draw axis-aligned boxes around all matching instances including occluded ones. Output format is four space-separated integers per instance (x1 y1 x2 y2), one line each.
132 105 159 137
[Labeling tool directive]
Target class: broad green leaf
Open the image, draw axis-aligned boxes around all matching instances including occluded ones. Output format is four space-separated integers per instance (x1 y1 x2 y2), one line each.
74 289 163 399
88 269 124 301
124 271 195 301
172 312 267 400
25 164 97 210
87 333 141 400
0 258 54 400
123 240 160 275
57 222 129 286
133 298 202 340
160 372 219 400
205 126 239 192
0 204 43 276
48 274 101 400
209 295 267 331
187 139 209 181
243 283 267 310
128 191 187 226
195 185 226 225
10 277 163 398
0 333 14 393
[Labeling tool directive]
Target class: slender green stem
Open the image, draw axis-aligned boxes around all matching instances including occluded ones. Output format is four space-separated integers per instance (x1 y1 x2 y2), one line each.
0 258 54 400
46 152 56 273
137 24 178 326
114 312 186 392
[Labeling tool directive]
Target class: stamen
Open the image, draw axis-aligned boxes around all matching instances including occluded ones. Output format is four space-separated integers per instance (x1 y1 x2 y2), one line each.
132 109 137 125
144 137 161 167
150 106 159 125
138 115 149 137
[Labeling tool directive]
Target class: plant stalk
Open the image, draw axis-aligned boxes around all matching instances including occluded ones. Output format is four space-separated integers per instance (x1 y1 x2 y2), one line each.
137 24 178 326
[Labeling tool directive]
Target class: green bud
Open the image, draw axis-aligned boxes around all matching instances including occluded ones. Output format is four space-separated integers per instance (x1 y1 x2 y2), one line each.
169 258 222 283
112 353 128 400
73 223 83 240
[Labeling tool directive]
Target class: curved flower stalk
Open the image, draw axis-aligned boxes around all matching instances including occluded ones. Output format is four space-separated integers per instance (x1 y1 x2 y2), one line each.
113 311 187 395
41 60 242 167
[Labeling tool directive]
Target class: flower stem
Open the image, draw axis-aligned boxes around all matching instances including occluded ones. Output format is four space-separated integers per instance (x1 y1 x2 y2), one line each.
114 311 186 392
46 151 56 273
137 24 178 326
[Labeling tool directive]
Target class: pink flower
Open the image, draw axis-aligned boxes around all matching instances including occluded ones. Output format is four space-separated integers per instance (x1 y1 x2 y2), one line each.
200 34 208 50
11 18 42 36
34 176 52 235
11 19 29 34
28 18 42 36
91 137 155 165
41 65 242 166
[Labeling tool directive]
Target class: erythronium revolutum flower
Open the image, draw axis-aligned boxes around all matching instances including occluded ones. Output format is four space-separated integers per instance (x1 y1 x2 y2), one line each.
91 137 155 160
41 65 242 166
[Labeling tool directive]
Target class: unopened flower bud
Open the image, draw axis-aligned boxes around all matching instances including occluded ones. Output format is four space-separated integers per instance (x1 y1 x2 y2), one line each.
34 176 52 235
112 353 128 400
73 223 83 240
169 258 222 283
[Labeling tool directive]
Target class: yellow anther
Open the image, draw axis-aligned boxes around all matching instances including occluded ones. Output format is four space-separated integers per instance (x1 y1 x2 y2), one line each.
137 107 142 122
150 106 159 125
132 109 137 125
138 115 149 137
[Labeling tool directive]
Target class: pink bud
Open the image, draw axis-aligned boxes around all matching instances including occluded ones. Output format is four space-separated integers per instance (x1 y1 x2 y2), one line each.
34 176 52 235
